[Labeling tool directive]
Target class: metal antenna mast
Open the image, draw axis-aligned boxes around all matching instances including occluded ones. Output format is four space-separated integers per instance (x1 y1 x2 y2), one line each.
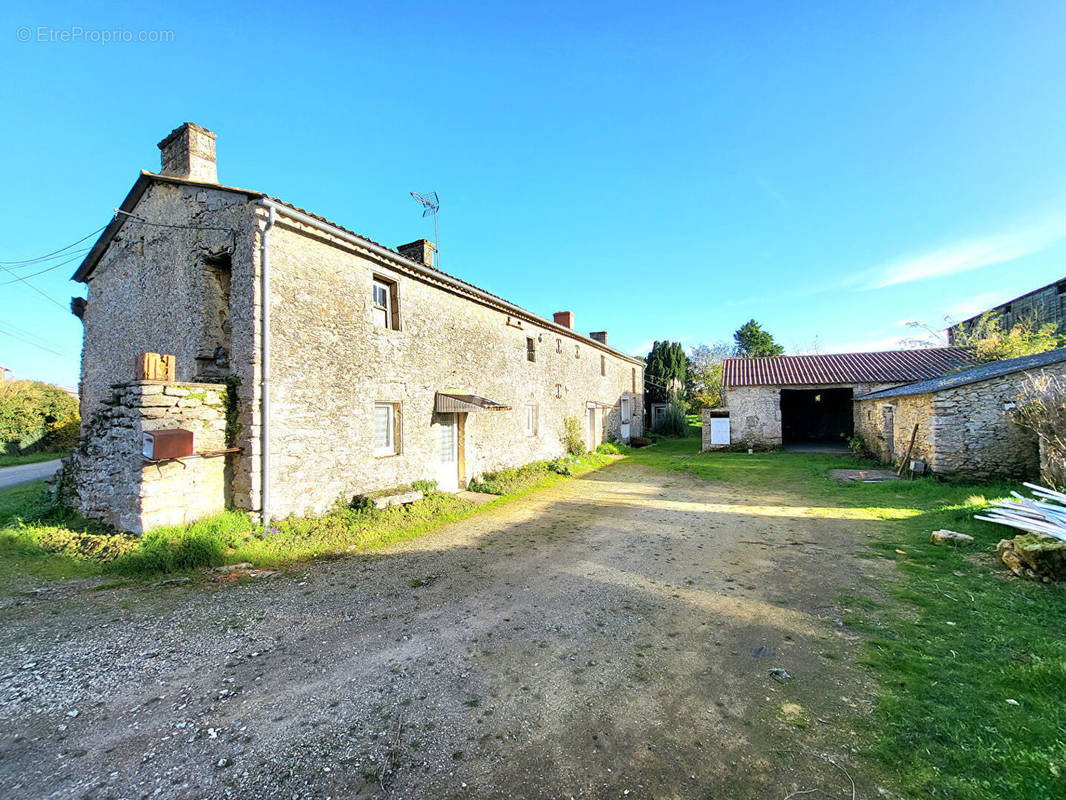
409 191 439 267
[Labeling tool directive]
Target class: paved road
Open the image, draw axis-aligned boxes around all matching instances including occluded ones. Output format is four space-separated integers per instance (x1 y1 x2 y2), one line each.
0 460 880 799
0 459 62 489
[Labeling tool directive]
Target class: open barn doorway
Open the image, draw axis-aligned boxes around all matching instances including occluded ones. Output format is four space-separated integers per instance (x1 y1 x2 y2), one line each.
780 388 853 448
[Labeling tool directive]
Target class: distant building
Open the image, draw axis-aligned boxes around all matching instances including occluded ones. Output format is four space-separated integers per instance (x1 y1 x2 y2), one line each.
948 277 1066 344
0 366 10 382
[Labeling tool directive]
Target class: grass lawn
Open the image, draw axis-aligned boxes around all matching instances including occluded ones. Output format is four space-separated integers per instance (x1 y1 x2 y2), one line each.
0 450 67 468
627 428 1065 800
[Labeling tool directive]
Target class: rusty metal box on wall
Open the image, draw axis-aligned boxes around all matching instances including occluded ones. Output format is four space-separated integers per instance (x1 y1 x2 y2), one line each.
142 429 194 460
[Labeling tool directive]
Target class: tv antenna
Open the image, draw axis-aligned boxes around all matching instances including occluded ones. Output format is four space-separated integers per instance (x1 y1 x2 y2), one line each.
410 191 439 267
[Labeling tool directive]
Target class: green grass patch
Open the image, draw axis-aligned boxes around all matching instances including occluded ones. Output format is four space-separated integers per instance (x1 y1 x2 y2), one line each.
0 453 616 585
468 454 611 495
626 432 1066 800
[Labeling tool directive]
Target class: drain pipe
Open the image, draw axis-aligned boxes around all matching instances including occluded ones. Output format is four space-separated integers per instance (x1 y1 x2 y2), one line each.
258 203 276 523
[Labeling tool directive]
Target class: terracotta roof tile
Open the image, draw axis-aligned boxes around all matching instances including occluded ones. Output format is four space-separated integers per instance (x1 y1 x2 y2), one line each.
724 348 973 387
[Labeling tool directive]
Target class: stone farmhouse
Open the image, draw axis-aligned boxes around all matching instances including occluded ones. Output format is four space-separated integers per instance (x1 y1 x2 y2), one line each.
710 348 973 449
855 349 1066 480
65 123 644 533
948 276 1066 344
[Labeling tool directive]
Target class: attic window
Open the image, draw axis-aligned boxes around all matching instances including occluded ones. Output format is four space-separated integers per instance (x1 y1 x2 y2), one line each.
600 355 606 376
575 344 580 359
556 338 562 354
526 337 536 363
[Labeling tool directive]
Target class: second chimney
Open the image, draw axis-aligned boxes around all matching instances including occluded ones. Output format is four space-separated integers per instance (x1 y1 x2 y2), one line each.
590 331 608 345
553 311 574 329
397 239 436 268
158 123 218 183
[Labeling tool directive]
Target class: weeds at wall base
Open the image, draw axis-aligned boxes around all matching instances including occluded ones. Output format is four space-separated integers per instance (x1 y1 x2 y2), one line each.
0 453 616 582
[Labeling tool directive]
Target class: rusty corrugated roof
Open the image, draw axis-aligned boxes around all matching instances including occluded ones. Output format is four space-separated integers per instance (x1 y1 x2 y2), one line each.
724 348 973 388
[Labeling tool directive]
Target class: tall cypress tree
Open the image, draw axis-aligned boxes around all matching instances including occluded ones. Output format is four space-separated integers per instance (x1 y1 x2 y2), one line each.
644 341 687 405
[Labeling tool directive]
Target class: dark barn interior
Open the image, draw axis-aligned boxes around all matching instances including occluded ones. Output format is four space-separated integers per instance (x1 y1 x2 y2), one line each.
780 388 854 444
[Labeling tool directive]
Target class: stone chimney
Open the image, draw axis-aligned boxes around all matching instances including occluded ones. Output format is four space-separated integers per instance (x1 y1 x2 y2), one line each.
590 331 608 345
553 311 574 329
397 239 436 268
157 123 218 183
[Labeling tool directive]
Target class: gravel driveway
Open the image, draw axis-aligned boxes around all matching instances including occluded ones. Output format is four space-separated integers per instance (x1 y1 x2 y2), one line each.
0 461 881 799
0 459 62 489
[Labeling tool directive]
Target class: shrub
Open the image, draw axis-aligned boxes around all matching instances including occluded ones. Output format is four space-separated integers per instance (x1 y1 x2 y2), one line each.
1012 372 1066 488
595 441 627 455
411 479 438 494
651 403 688 437
953 311 1063 362
561 415 586 456
0 380 79 454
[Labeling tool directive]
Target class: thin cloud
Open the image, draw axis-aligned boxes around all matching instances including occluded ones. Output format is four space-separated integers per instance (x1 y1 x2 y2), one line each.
868 214 1066 290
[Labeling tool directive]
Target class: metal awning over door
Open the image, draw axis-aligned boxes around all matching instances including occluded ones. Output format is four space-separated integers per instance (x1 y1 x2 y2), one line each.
434 393 511 413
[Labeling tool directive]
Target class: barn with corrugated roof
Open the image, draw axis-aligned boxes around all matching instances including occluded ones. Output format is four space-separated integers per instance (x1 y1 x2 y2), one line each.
717 348 973 449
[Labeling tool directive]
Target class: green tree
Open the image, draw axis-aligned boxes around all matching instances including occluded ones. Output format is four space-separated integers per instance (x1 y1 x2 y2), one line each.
953 312 1062 362
644 341 687 406
686 342 732 409
733 319 784 358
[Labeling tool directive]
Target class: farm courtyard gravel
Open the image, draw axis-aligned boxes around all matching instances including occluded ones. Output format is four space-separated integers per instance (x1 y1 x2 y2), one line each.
0 461 885 799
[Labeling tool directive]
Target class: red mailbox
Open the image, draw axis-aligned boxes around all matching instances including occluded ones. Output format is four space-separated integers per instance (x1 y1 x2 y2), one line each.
142 429 194 460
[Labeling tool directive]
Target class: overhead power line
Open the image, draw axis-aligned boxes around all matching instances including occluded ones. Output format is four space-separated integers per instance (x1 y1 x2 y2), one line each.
0 225 107 266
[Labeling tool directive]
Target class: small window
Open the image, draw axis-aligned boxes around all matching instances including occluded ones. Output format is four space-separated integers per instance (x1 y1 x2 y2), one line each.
524 404 537 436
372 277 399 330
575 344 580 359
600 355 606 376
556 338 562 354
632 367 636 393
373 403 400 456
526 337 536 363
555 383 562 399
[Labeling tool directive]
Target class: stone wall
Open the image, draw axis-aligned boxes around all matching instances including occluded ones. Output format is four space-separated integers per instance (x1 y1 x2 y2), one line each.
78 181 258 424
77 181 644 523
256 214 644 517
62 381 229 533
855 364 1066 480
723 383 894 448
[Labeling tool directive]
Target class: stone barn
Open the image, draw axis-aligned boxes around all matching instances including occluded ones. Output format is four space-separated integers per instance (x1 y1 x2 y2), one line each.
854 349 1066 480
719 349 972 449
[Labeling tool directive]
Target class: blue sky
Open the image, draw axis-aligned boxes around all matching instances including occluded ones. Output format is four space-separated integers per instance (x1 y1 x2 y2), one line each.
3 0 1065 387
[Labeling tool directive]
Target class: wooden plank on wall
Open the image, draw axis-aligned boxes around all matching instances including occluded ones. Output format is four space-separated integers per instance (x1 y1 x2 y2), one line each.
139 353 175 382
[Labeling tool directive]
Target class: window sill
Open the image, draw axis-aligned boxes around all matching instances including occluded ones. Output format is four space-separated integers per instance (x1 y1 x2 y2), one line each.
373 450 399 458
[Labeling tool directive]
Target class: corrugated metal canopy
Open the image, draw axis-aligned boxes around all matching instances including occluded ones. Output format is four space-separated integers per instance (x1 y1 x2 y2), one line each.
435 393 511 413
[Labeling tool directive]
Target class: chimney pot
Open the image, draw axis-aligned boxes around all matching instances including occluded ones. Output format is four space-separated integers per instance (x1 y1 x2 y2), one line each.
553 311 574 329
590 331 608 345
157 123 218 183
397 239 436 268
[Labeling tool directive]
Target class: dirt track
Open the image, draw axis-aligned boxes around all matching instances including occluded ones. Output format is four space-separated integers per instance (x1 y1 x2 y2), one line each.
0 461 883 799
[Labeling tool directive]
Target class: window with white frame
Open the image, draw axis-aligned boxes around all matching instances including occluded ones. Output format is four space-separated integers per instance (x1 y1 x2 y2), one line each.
373 403 399 456
524 404 537 436
372 277 398 329
621 396 631 421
